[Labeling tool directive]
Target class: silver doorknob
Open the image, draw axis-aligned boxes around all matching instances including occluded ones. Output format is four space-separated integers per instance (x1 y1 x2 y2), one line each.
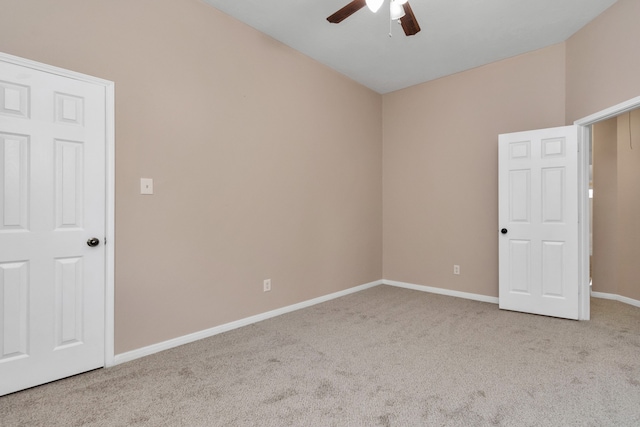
87 237 100 247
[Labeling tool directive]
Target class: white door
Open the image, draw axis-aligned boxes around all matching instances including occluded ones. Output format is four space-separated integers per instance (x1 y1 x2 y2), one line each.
498 125 580 319
0 59 106 396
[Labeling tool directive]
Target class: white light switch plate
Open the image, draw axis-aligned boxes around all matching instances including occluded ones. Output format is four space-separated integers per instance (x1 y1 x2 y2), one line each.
140 178 154 195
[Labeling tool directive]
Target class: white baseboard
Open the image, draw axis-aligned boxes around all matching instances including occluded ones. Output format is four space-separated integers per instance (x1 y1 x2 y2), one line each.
114 279 383 365
113 283 639 366
591 291 640 309
383 279 500 304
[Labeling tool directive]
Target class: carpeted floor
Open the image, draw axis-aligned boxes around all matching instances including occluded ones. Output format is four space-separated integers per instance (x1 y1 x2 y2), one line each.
1 285 639 426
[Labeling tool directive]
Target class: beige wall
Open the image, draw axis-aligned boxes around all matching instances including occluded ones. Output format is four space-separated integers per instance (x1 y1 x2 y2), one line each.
616 110 640 301
0 0 382 353
383 0 640 300
592 118 618 295
566 0 640 123
382 44 566 296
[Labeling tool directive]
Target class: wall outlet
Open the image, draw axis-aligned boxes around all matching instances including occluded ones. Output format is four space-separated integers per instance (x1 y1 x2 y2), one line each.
263 279 271 292
453 265 460 275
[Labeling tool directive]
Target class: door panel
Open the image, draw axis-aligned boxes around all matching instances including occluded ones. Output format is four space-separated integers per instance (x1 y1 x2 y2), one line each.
54 256 84 349
0 260 29 361
509 169 530 222
508 240 530 294
0 59 106 396
1 132 29 230
499 126 579 319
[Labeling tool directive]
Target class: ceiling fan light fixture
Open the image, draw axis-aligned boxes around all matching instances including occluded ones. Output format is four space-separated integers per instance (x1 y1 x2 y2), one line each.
390 1 406 20
366 0 384 13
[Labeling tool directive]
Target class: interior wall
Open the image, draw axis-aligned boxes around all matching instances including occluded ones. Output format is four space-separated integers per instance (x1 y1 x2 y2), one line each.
382 44 566 297
591 117 618 295
566 0 640 123
0 0 383 353
616 110 640 301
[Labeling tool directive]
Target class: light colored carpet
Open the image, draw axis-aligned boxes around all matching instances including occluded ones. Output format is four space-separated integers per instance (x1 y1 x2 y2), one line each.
1 285 639 426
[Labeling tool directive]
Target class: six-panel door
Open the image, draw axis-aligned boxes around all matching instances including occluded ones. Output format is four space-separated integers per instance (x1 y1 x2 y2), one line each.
0 60 106 396
498 126 580 319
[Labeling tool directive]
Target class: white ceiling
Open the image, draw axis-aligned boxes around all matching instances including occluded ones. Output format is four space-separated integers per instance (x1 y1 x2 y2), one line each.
202 0 618 94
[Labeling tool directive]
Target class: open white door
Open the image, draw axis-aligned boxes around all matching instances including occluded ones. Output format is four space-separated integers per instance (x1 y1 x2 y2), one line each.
0 57 107 395
499 125 579 319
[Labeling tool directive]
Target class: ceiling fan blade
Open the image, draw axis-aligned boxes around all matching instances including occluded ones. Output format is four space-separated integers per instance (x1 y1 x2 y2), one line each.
400 2 421 36
327 0 367 24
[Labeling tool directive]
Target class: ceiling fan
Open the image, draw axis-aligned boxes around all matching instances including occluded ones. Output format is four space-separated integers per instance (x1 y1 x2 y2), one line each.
327 0 421 36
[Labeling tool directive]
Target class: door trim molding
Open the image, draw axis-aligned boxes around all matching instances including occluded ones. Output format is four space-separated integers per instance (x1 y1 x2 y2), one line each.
574 95 640 321
0 52 116 367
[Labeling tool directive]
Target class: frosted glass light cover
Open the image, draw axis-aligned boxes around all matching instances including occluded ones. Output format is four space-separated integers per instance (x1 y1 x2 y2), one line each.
390 1 405 20
366 0 384 13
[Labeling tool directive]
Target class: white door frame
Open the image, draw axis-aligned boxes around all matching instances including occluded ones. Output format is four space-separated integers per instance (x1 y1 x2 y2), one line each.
0 52 116 366
575 95 640 320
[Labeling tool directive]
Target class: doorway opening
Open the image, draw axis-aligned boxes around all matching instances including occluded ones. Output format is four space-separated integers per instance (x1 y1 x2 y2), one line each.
576 96 640 320
586 106 640 311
